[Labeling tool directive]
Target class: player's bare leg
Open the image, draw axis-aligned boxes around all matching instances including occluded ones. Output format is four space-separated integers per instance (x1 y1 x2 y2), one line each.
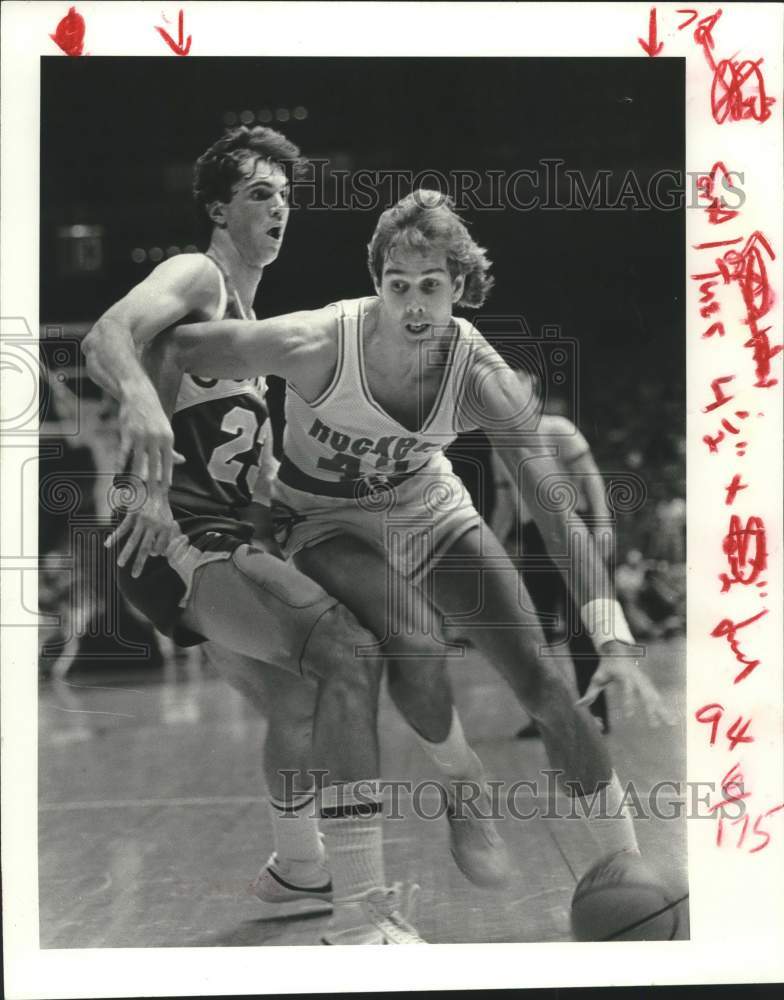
428 526 638 863
303 601 423 943
295 534 512 889
182 551 423 943
204 643 332 917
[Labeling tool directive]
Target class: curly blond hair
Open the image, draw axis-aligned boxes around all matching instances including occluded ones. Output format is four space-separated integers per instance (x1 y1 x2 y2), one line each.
367 190 494 309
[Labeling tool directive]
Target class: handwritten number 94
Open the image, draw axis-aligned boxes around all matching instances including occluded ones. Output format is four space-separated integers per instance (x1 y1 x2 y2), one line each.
695 703 754 751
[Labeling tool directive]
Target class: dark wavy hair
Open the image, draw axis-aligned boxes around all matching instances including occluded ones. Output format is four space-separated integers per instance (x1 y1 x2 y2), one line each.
192 126 307 211
367 190 495 309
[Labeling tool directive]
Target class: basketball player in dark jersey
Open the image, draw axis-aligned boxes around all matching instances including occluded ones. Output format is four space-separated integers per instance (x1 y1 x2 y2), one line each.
81 127 430 945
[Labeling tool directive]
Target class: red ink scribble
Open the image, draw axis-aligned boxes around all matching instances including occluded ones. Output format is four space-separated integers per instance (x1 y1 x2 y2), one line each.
702 321 725 339
694 233 781 387
694 238 744 250
702 706 783 851
638 8 664 57
703 410 748 454
690 253 740 324
724 474 748 505
709 762 751 817
726 716 754 751
693 705 752 750
676 9 699 31
691 272 724 319
719 801 784 853
702 375 735 412
747 804 784 853
685 9 776 124
703 430 725 453
720 514 768 592
155 9 191 56
695 702 724 745
695 162 740 225
50 6 86 57
712 58 776 125
712 608 768 683
692 9 722 50
720 233 781 388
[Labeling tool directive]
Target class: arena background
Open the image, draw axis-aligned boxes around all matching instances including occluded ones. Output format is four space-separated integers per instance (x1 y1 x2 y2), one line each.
40 55 685 552
37 57 687 947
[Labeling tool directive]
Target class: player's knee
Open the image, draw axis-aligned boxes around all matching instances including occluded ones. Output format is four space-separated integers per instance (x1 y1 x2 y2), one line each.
302 604 382 691
369 620 455 661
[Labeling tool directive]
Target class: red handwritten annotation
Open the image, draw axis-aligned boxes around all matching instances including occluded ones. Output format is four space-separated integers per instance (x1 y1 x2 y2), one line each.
678 9 776 124
686 13 781 854
50 6 85 57
638 8 664 57
155 9 192 56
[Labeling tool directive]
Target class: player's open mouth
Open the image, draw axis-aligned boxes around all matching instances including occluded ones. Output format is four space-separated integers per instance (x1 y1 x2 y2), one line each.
405 322 430 334
266 226 283 240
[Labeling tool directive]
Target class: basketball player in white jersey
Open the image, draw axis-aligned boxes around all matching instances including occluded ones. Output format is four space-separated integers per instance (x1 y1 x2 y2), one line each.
160 190 675 922
81 128 431 945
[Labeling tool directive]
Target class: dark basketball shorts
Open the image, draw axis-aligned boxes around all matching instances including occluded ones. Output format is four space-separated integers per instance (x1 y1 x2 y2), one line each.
117 524 338 674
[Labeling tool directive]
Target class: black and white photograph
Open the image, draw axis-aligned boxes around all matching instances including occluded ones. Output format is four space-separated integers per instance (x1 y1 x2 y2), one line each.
1 2 782 996
37 52 687 948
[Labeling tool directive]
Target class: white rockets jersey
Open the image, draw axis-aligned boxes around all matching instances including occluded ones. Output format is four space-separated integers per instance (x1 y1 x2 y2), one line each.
282 297 481 485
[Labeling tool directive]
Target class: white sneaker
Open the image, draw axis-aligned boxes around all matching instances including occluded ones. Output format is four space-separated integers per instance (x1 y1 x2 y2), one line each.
321 882 426 945
447 778 512 889
248 852 333 919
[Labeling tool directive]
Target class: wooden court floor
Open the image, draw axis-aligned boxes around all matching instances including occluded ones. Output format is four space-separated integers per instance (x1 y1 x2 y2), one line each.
39 638 689 947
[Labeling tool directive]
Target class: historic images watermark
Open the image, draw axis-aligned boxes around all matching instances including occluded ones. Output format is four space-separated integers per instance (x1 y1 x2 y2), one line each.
290 771 744 824
289 159 745 214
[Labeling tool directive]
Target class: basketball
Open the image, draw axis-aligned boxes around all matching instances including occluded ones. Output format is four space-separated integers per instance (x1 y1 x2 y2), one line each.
571 851 680 941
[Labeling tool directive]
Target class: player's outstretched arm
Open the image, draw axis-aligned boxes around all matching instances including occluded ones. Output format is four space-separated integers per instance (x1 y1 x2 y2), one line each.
164 308 335 385
568 443 612 522
462 343 672 727
81 254 218 487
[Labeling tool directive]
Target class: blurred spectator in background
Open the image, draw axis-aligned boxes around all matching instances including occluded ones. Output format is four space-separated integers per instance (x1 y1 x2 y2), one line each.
616 549 685 641
39 369 165 676
652 496 686 564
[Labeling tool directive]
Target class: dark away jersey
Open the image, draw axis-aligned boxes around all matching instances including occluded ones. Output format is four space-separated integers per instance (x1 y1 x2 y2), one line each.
168 372 269 524
117 257 270 641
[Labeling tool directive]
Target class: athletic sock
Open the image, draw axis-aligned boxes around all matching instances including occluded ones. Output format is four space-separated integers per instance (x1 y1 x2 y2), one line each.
320 780 385 902
411 708 484 782
571 770 640 860
268 788 325 868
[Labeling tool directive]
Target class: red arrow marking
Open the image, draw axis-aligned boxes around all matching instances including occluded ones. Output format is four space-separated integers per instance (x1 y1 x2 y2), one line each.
155 9 192 56
638 8 664 57
50 6 86 57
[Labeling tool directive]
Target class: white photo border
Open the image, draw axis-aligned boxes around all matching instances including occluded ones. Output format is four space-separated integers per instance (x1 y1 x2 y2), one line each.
2 2 782 995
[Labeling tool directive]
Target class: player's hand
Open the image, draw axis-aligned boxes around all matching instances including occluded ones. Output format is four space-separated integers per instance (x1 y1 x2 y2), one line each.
576 641 675 728
117 384 184 488
105 489 181 578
